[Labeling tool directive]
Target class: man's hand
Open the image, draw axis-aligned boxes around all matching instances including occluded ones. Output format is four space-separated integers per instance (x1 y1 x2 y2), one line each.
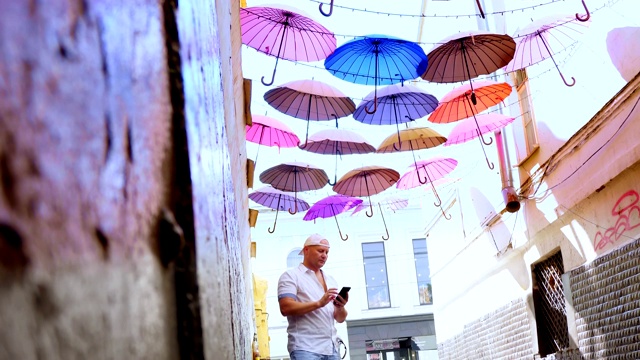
318 288 339 308
333 291 348 307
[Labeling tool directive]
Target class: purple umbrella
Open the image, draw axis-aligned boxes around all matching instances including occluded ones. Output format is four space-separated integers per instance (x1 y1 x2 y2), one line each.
249 186 310 233
303 194 362 241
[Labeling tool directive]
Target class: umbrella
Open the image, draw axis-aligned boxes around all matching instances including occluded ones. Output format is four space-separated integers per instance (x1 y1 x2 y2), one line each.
249 186 310 233
324 35 428 113
444 113 515 168
301 128 376 185
350 199 403 241
421 31 515 105
445 113 515 146
246 115 300 166
264 79 356 144
397 156 458 219
377 126 447 184
259 162 329 214
353 84 439 149
240 6 337 85
333 166 400 217
428 80 512 168
504 14 591 87
303 194 362 240
384 196 409 212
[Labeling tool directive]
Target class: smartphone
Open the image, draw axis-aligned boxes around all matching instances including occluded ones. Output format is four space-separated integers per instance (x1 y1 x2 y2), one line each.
337 286 351 300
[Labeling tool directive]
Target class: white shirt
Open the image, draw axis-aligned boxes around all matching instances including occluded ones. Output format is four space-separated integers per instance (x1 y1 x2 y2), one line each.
278 263 339 355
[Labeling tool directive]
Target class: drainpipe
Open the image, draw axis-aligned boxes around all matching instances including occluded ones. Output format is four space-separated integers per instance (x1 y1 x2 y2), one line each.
496 129 520 212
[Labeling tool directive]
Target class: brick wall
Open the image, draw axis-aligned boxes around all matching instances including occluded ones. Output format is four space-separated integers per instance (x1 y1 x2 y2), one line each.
569 238 640 359
437 298 534 359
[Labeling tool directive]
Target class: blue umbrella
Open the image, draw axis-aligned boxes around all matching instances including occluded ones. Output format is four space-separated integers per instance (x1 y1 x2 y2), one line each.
324 35 428 114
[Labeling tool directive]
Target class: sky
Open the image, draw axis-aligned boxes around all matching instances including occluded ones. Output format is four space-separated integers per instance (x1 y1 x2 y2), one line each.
240 0 638 213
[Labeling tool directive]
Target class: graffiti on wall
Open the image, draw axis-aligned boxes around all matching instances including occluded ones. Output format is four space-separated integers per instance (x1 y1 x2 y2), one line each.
594 190 640 251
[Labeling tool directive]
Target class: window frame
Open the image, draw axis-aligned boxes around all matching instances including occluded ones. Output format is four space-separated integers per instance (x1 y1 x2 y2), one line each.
361 242 391 309
412 238 433 305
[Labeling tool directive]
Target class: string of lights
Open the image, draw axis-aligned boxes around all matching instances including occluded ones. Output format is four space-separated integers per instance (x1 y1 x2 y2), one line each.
306 0 567 19
242 0 616 46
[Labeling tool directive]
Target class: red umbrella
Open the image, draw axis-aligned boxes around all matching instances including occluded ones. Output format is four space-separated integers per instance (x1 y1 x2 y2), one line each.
333 166 399 217
303 194 362 240
249 186 310 233
246 115 300 165
428 81 512 169
259 162 329 214
397 156 458 219
302 128 375 185
240 6 337 85
504 14 591 86
264 79 356 144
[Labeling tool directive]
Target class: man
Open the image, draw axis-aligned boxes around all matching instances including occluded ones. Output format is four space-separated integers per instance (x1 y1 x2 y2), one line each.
278 234 348 360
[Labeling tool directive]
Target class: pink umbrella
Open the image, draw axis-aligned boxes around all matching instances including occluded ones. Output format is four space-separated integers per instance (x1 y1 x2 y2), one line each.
249 186 310 233
350 197 407 241
246 115 300 165
259 162 329 214
333 166 400 218
444 113 515 168
428 80 512 169
264 79 356 144
302 128 376 185
303 194 362 240
504 14 591 86
397 156 458 219
240 6 337 85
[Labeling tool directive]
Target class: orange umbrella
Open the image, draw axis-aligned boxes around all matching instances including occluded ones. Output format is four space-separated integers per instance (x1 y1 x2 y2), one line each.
333 166 399 217
428 81 512 169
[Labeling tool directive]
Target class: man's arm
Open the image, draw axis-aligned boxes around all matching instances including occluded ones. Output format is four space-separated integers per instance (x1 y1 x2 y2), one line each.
279 288 339 316
333 293 348 323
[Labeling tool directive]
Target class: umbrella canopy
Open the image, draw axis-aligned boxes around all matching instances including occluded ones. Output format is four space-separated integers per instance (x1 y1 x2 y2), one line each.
384 196 409 212
324 35 428 114
353 84 439 124
264 79 356 144
504 15 591 87
246 115 300 166
397 156 458 219
376 127 446 153
303 194 362 240
240 5 337 85
301 128 376 185
422 31 516 84
259 162 329 214
333 166 400 217
428 80 512 124
444 113 515 146
397 157 458 190
249 186 310 233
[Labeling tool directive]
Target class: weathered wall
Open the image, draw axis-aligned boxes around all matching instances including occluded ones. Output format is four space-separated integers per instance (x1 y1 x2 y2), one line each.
176 0 252 359
569 239 640 359
0 1 179 358
0 0 253 359
438 298 533 360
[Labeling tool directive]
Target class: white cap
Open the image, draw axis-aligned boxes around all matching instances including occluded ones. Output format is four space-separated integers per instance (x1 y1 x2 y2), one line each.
298 234 330 255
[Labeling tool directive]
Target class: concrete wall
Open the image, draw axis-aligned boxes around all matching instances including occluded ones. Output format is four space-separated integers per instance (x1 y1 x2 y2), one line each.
0 0 253 359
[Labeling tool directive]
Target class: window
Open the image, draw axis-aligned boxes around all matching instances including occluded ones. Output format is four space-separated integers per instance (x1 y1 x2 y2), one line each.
362 242 390 308
532 251 569 357
510 69 539 164
413 238 433 305
286 249 302 268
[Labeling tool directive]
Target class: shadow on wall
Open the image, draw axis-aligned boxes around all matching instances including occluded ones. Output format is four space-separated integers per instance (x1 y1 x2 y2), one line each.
607 27 640 82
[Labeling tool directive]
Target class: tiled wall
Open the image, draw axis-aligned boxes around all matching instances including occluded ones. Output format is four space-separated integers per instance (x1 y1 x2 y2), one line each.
569 238 640 359
438 298 534 359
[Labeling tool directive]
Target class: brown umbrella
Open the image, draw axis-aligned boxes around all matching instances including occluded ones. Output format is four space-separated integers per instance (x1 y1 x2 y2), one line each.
259 162 329 214
333 166 399 217
421 31 515 105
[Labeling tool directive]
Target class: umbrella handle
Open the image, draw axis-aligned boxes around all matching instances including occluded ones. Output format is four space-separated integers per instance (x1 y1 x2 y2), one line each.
364 96 378 114
536 30 576 87
475 0 485 18
576 0 590 22
319 0 334 17
289 193 299 215
365 201 374 218
268 208 279 233
261 63 277 86
379 203 390 241
441 207 452 220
